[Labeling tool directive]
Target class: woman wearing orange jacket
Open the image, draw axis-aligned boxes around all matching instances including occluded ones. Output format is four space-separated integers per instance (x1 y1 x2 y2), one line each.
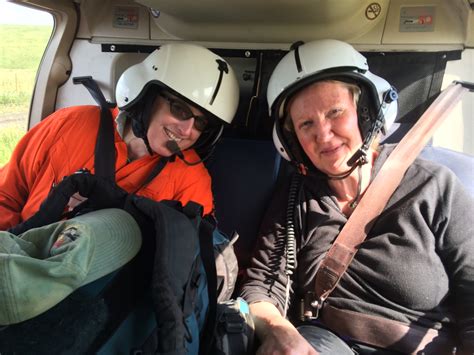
0 43 239 230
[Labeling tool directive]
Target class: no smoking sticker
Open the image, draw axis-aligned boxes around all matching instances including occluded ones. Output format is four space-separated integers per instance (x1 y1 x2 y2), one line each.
400 6 435 32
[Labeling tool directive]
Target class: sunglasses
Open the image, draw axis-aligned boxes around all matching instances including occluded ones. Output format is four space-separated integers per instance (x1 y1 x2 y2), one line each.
159 93 209 132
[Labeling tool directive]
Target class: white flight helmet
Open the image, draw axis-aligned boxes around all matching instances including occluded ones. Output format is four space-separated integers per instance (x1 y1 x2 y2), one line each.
115 43 239 159
116 43 239 124
268 39 398 172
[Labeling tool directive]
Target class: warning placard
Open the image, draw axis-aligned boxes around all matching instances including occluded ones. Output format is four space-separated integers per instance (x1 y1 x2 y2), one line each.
400 6 435 32
113 6 139 29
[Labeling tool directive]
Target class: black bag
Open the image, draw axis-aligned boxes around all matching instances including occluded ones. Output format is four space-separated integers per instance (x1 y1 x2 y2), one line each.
118 196 241 355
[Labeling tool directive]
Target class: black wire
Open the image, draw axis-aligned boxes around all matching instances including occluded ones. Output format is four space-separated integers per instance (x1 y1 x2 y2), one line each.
285 173 300 276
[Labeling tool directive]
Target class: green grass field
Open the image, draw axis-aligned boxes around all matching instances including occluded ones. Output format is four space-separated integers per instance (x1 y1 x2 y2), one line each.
0 127 24 165
0 24 52 165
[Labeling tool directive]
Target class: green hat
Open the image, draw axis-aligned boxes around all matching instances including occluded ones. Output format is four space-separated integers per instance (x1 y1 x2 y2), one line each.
0 208 142 325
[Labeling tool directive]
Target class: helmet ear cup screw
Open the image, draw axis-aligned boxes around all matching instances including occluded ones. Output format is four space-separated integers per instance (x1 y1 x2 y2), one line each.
361 107 370 121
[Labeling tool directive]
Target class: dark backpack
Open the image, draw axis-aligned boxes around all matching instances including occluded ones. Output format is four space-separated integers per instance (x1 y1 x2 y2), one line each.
118 196 240 355
92 195 248 355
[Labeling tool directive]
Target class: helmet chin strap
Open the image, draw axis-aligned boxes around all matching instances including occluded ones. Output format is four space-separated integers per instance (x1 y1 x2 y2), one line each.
130 109 154 156
349 165 363 209
143 136 154 156
326 160 363 180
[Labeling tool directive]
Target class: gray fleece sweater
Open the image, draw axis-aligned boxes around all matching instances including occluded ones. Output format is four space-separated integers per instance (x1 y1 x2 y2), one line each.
240 144 474 349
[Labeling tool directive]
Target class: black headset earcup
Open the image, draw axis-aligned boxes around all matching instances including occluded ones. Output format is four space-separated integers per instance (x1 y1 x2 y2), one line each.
130 112 146 140
356 86 374 142
281 128 315 172
126 86 162 155
192 124 223 160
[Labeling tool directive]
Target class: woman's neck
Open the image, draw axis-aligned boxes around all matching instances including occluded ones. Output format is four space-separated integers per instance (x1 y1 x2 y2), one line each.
123 120 149 162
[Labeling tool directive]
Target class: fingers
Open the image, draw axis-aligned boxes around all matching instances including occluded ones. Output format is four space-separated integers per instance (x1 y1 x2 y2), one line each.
65 171 127 210
67 193 88 211
69 171 97 198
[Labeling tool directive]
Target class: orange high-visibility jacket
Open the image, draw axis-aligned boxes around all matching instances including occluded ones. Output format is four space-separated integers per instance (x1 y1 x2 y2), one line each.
0 105 213 230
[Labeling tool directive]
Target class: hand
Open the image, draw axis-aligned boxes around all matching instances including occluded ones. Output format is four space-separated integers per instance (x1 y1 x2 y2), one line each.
256 322 318 355
69 171 128 211
67 192 88 211
250 302 318 355
8 170 127 235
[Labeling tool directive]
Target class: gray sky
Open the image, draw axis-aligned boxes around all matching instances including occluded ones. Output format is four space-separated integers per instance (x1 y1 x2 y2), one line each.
0 0 53 25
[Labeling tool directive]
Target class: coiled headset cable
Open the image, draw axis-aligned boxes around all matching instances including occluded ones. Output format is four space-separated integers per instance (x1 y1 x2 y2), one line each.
283 173 301 315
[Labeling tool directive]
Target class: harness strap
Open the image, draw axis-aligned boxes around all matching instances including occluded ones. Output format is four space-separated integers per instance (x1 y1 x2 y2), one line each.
199 216 219 355
312 82 470 309
132 156 169 194
73 76 116 182
73 76 169 190
320 304 456 354
148 200 201 354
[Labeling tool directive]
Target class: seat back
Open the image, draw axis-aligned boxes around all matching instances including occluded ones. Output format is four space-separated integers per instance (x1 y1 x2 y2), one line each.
207 138 281 270
420 146 474 197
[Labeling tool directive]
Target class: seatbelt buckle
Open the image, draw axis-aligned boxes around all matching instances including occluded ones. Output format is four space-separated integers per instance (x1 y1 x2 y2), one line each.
301 292 324 321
